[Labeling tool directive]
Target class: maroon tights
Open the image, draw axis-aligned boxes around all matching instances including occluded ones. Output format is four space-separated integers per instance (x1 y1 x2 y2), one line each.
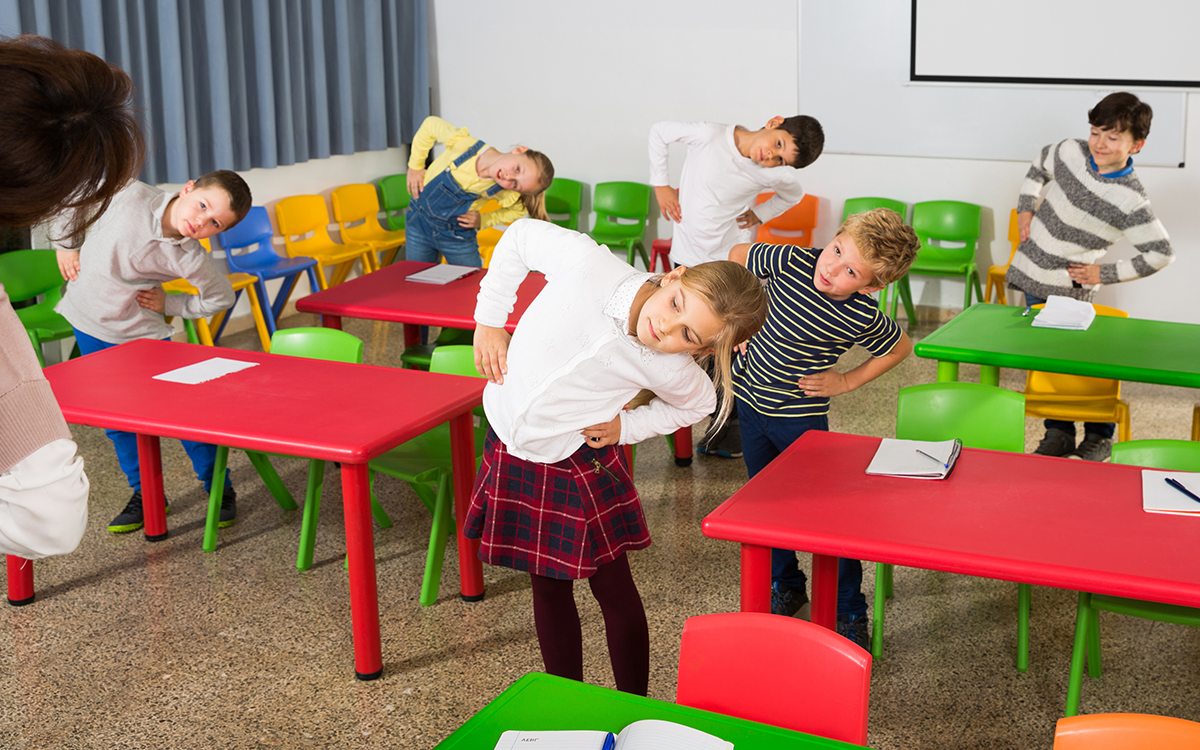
528 553 649 695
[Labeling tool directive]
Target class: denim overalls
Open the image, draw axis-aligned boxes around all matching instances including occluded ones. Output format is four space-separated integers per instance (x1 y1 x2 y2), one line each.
405 139 505 268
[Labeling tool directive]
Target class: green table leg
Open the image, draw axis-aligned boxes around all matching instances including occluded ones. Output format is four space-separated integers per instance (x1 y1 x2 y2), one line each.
980 365 1000 387
936 360 960 382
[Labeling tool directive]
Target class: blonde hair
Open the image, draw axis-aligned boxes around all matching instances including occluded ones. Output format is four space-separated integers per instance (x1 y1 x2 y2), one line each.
836 208 919 287
518 149 555 221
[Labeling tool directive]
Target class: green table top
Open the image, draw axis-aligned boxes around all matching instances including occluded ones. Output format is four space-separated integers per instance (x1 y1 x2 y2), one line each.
434 673 856 749
913 303 1200 388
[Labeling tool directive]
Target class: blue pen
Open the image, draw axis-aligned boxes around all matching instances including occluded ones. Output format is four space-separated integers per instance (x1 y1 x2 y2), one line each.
1022 306 1032 317
916 449 948 469
601 732 616 750
1165 477 1200 505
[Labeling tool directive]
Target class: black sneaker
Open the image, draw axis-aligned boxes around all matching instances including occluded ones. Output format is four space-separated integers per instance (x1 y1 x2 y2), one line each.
218 486 237 528
1033 428 1075 457
1067 434 1112 462
836 614 870 650
108 490 170 534
697 419 743 459
771 582 809 617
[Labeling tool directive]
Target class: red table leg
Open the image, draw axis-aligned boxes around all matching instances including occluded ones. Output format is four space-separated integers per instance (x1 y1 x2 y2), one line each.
739 544 771 613
810 553 839 630
450 412 484 601
320 314 343 330
136 434 168 541
341 462 382 680
7 555 34 606
673 425 693 467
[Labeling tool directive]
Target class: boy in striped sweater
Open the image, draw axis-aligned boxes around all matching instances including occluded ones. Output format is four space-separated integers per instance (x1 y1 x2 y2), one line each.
1007 92 1174 462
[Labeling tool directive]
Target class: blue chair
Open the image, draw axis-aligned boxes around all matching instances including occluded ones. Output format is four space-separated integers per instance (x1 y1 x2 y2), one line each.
217 206 320 337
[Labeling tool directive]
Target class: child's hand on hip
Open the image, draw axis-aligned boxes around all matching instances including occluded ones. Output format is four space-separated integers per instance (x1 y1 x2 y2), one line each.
136 287 166 314
655 186 682 223
581 415 622 448
798 370 849 398
56 250 80 281
736 209 761 229
1067 263 1100 285
474 324 510 384
457 211 481 229
406 168 426 199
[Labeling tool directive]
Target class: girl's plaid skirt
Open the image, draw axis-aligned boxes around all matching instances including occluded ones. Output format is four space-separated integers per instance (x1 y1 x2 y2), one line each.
464 430 649 580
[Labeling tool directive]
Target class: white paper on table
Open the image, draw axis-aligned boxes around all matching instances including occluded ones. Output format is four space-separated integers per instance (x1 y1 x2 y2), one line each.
153 358 259 385
406 264 480 284
1030 295 1097 330
1142 469 1200 516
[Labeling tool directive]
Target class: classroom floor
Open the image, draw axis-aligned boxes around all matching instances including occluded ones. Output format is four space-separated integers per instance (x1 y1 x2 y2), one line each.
3 311 1199 750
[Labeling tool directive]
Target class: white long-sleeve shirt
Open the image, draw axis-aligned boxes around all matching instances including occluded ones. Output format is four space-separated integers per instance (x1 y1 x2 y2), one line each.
475 220 717 464
648 121 806 267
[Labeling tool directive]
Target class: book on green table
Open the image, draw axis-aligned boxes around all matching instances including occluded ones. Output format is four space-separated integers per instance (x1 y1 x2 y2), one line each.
494 719 733 749
865 438 962 480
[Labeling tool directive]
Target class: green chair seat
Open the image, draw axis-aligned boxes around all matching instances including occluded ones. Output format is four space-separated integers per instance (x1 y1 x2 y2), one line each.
588 181 651 269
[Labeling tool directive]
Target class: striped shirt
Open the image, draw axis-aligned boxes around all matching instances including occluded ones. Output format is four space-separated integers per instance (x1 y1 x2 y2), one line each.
733 243 902 418
1006 139 1173 302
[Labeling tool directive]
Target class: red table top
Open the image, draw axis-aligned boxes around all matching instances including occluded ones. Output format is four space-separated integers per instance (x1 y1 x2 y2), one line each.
45 339 485 464
703 431 1200 608
294 261 546 333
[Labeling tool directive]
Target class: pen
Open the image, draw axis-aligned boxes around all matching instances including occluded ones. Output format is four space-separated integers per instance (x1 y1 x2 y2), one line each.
1165 477 1200 505
1022 306 1032 317
916 449 948 469
601 732 616 750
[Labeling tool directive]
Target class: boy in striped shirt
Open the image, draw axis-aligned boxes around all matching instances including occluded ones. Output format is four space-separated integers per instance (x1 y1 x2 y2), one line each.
729 208 919 647
1007 92 1174 462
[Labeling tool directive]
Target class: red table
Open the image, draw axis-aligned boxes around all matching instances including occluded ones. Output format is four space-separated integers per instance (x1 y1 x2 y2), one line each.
296 260 695 465
703 431 1200 632
27 339 485 680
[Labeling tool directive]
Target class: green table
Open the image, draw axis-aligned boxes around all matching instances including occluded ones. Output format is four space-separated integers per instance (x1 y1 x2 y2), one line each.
435 673 856 749
914 303 1200 386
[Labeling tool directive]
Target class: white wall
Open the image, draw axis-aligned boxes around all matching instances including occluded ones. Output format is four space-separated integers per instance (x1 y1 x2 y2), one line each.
429 0 1200 324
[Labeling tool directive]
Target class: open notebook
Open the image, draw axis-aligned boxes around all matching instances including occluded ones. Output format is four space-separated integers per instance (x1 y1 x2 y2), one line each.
1142 469 1200 516
865 438 962 480
493 720 732 750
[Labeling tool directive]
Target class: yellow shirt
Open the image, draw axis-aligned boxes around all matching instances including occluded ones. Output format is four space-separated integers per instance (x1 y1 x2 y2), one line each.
407 116 528 229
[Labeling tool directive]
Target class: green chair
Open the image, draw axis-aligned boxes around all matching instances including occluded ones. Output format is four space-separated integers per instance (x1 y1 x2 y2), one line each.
399 327 474 371
1065 439 1200 716
378 174 410 234
890 200 983 322
0 249 78 367
202 328 394 571
880 382 1028 666
841 198 909 319
588 181 651 269
544 177 584 231
368 345 488 606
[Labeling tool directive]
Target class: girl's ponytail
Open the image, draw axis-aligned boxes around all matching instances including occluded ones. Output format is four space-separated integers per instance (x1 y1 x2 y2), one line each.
520 149 555 221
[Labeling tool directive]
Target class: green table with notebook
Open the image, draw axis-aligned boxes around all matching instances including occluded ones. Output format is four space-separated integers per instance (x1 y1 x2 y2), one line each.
913 303 1200 387
435 673 856 749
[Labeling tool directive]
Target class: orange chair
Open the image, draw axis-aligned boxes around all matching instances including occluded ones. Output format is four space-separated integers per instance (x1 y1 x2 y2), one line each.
755 193 819 246
162 239 272 351
984 209 1020 304
331 183 406 268
1024 304 1132 443
676 612 871 745
1053 713 1200 749
275 195 377 289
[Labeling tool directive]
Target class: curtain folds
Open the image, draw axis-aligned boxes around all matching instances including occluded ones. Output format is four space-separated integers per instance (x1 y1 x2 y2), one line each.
0 0 429 184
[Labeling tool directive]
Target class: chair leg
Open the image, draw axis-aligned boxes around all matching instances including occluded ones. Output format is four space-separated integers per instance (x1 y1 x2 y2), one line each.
896 276 917 323
1117 402 1131 442
27 330 46 368
1065 591 1092 717
419 471 453 607
295 458 326 571
243 452 298 510
270 274 299 324
1086 603 1102 678
202 446 230 552
194 318 215 347
970 271 983 308
1017 582 1031 672
312 263 331 291
381 245 401 267
243 285 272 351
872 562 888 658
1193 404 1200 442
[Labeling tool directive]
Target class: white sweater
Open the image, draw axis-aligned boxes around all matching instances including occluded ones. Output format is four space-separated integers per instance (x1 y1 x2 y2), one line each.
475 220 717 464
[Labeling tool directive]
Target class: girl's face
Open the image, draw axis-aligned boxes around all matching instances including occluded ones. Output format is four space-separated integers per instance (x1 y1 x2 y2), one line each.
488 149 542 194
633 267 723 355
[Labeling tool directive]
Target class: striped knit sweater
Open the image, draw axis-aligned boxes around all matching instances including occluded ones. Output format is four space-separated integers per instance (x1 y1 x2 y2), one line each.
1006 139 1173 302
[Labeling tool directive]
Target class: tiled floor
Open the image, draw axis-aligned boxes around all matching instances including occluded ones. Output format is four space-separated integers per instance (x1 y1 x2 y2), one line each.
3 312 1199 749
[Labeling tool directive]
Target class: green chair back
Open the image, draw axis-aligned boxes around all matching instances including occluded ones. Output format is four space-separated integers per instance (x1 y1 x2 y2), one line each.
0 249 76 366
896 382 1025 451
589 181 652 267
841 197 908 223
270 327 364 363
911 200 982 268
544 178 584 231
1111 439 1200 472
378 174 411 232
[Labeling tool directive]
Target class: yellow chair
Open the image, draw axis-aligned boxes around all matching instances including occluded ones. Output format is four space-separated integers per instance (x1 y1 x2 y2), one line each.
1053 713 1200 749
984 209 1020 305
275 195 377 290
1023 303 1131 443
331 183 405 268
162 239 272 351
475 199 506 268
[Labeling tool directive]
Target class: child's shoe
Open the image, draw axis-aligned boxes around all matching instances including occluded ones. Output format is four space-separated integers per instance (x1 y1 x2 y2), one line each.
836 614 870 650
107 490 170 533
1032 428 1074 457
697 419 742 459
218 486 237 528
770 582 809 617
1067 434 1112 462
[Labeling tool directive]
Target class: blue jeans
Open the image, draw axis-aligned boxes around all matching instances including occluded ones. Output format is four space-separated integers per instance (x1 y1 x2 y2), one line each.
1021 293 1115 440
72 328 230 493
403 208 484 267
739 399 867 619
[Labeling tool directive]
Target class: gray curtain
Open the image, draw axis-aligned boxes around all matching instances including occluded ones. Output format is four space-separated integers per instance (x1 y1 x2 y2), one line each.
0 0 429 184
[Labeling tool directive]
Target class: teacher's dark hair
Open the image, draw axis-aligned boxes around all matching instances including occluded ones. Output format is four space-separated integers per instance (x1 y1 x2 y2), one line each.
0 34 146 248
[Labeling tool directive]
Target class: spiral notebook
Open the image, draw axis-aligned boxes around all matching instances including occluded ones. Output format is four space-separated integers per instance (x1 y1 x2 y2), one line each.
865 438 962 480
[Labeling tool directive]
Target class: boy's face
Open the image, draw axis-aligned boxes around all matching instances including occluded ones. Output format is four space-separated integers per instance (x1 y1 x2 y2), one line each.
487 147 542 194
743 124 799 169
1088 126 1144 174
812 233 883 300
633 267 722 355
165 181 237 240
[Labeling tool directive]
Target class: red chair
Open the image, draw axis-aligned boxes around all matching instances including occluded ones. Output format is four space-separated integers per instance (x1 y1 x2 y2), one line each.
1053 713 1200 749
755 193 819 246
649 238 672 272
676 612 872 745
